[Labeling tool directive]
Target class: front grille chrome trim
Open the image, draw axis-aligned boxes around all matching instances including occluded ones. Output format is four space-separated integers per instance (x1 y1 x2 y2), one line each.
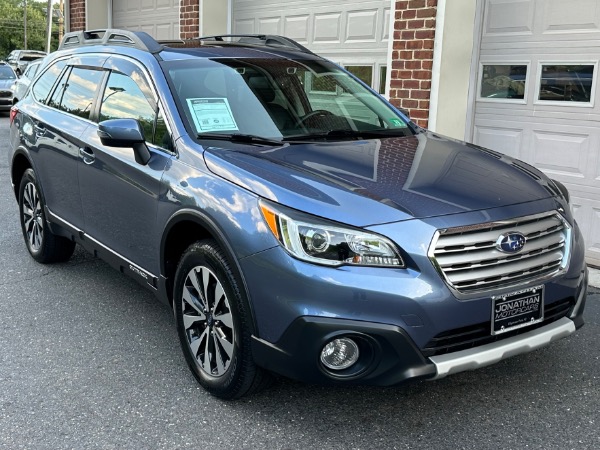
428 211 572 295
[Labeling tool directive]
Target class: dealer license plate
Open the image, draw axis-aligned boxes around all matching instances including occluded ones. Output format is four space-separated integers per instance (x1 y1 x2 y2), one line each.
491 286 544 335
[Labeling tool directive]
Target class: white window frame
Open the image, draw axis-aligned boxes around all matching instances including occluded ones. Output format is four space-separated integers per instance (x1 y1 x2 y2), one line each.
533 60 598 108
476 61 530 105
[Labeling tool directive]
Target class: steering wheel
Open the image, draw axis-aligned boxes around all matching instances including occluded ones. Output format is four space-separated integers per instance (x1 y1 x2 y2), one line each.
298 110 335 126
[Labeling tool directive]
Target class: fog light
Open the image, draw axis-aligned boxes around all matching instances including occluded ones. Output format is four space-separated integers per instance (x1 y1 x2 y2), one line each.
320 337 359 370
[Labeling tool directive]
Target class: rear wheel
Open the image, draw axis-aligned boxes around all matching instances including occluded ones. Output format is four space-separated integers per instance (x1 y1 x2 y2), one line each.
174 240 270 399
18 168 76 263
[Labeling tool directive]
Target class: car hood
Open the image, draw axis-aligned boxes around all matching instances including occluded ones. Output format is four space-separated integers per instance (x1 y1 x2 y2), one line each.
0 79 15 90
204 132 557 226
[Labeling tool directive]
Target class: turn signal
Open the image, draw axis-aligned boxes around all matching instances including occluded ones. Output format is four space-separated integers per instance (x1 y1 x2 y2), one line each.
9 106 18 125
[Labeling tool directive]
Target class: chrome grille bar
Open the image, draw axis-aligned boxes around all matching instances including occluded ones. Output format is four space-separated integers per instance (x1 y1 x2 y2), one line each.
429 211 571 293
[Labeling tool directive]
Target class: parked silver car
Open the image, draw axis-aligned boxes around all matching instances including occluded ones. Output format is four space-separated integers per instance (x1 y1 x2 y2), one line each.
6 49 46 76
11 59 42 104
0 64 17 111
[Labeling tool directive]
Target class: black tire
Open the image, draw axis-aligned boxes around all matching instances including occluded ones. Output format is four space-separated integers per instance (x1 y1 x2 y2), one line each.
174 240 270 399
18 168 76 263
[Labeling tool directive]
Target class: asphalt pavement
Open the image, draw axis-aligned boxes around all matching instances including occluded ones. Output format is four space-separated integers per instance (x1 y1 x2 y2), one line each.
0 113 598 449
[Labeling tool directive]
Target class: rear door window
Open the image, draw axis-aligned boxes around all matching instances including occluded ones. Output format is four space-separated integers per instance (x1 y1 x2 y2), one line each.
49 67 105 120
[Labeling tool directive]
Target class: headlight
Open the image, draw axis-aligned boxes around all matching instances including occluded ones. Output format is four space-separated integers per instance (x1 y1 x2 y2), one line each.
259 200 404 267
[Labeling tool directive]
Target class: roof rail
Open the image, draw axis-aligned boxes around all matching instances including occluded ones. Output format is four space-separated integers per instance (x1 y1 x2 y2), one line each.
59 29 163 54
196 34 314 55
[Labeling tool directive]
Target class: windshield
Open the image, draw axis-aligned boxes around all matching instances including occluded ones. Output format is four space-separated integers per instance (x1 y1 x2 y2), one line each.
163 58 411 141
0 66 16 80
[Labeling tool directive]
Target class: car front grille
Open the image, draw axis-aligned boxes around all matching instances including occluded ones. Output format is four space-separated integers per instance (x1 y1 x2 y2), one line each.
429 211 571 293
421 296 574 357
0 90 12 98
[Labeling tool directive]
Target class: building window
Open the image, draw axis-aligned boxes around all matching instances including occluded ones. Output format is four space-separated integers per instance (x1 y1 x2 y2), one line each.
538 64 595 103
480 64 528 100
379 65 387 95
345 65 374 88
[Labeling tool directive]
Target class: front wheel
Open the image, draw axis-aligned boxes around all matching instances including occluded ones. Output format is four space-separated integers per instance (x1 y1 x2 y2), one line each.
18 168 76 263
174 240 270 399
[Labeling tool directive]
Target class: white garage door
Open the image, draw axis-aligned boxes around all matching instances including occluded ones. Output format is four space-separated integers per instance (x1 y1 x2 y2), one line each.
471 0 600 267
232 0 391 94
113 0 180 40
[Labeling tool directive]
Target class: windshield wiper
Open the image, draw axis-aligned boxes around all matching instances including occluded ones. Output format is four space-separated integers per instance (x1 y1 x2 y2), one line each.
283 128 411 142
197 133 284 146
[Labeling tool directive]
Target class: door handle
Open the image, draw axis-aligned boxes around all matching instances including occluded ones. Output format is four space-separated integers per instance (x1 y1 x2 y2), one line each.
34 123 45 136
79 146 95 165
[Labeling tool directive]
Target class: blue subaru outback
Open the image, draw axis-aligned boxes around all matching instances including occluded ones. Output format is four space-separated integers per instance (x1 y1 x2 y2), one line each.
8 30 587 399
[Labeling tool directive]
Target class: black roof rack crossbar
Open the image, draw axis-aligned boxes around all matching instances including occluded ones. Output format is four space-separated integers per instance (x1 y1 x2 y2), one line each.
59 29 163 54
196 34 314 55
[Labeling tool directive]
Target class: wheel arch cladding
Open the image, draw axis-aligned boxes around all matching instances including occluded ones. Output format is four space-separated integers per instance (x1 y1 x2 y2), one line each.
11 151 33 201
160 210 258 331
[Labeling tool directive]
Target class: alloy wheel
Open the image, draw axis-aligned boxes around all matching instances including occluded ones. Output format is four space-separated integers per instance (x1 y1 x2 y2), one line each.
22 182 44 252
181 265 235 377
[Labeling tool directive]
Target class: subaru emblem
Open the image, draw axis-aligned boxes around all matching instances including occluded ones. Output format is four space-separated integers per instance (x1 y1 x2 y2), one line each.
496 232 526 253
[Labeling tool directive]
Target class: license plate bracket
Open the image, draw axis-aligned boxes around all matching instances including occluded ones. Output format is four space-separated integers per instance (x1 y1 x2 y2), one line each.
491 286 544 335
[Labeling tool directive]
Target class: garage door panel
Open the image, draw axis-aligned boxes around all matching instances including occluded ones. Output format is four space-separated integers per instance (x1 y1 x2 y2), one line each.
570 197 600 267
542 0 600 34
113 0 179 40
473 125 523 159
346 10 378 43
258 17 282 34
233 1 390 54
284 15 310 42
531 130 589 179
313 13 342 43
234 19 254 34
590 205 600 264
484 0 535 36
382 7 390 41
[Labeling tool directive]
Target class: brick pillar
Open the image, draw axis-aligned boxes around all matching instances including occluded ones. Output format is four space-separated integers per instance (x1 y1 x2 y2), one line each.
69 0 86 32
180 0 200 39
389 0 437 128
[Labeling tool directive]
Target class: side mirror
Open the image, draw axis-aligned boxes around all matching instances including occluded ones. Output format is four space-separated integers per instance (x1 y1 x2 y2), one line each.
97 118 151 165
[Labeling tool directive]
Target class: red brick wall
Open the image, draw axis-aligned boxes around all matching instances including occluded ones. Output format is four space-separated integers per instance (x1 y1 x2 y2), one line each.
180 0 200 39
69 0 86 32
390 0 437 128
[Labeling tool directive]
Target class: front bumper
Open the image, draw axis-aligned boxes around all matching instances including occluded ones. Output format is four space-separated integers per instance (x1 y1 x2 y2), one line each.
0 99 14 110
251 267 587 385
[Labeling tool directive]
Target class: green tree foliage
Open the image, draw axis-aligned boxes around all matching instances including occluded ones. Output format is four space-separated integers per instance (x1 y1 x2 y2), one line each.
0 0 60 57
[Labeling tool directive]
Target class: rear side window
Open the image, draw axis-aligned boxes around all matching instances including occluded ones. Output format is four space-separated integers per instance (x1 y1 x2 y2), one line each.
32 60 67 104
49 67 104 120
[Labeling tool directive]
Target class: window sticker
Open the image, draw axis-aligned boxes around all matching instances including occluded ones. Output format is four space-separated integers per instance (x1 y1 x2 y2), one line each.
389 118 403 127
186 98 239 133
